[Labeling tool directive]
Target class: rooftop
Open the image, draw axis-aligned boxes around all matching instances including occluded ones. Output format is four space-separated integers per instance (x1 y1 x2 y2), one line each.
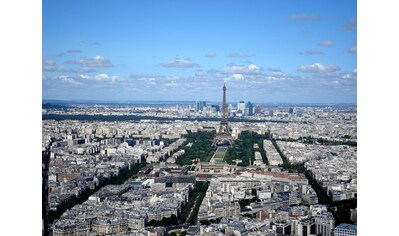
336 223 357 231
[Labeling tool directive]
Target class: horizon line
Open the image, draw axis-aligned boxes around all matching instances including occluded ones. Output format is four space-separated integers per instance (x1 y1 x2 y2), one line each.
43 99 357 105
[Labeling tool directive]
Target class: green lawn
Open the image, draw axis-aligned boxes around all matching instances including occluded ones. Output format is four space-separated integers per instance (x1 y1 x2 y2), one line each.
212 147 228 162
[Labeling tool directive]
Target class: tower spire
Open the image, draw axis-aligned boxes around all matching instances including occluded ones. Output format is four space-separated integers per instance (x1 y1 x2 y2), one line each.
213 82 233 146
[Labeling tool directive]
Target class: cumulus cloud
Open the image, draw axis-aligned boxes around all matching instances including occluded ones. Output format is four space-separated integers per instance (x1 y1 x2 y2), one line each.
297 63 340 73
270 71 284 77
79 74 91 80
65 55 113 67
42 60 96 73
227 52 254 58
288 14 321 21
58 75 82 85
212 64 261 75
232 74 244 80
224 74 244 83
94 73 111 81
319 40 333 46
161 58 199 68
340 19 357 31
205 52 216 58
129 74 158 86
79 73 121 83
341 73 354 79
248 64 260 72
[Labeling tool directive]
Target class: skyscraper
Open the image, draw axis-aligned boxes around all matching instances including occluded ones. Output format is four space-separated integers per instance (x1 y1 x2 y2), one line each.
194 101 206 112
246 101 254 116
211 105 220 112
237 101 246 114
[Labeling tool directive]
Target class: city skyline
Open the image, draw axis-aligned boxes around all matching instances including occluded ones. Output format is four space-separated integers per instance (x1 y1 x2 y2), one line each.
43 0 357 103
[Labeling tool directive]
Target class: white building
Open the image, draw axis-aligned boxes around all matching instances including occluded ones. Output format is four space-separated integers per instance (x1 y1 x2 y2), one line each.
334 223 357 236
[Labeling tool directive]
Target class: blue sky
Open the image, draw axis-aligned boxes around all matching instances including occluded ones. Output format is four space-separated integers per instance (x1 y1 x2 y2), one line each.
42 0 357 103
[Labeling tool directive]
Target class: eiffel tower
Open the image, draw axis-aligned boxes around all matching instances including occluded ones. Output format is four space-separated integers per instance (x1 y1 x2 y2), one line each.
213 82 234 146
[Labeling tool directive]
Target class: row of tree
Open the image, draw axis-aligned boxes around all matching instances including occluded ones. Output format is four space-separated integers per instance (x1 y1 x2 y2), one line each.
224 131 268 166
147 214 178 227
146 181 209 226
176 131 217 166
276 136 357 147
187 181 209 225
49 161 146 224
270 137 357 225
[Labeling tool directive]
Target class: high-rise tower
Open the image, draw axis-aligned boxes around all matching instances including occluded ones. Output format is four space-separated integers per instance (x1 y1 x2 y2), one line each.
214 83 234 146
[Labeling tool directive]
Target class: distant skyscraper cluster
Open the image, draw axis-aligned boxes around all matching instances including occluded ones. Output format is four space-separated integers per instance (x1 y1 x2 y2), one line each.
235 101 255 117
193 100 255 117
195 101 207 112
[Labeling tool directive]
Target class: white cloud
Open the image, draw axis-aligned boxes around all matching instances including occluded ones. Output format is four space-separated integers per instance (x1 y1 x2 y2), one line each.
205 52 216 58
79 74 91 80
216 64 262 75
319 40 334 46
94 73 110 81
138 77 155 82
79 73 121 83
264 76 282 81
65 55 113 67
297 63 340 73
342 73 353 79
248 64 260 72
161 58 199 68
58 75 82 85
232 74 244 80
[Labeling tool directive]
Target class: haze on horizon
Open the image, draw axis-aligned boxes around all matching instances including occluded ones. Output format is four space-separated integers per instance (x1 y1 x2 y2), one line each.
43 0 357 104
